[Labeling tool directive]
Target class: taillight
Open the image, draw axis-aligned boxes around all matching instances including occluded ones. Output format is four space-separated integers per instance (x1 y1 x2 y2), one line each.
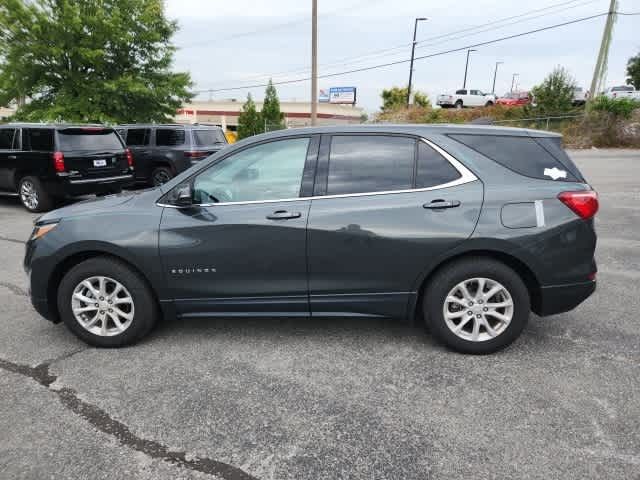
558 190 599 219
184 151 208 159
125 148 134 167
52 151 65 173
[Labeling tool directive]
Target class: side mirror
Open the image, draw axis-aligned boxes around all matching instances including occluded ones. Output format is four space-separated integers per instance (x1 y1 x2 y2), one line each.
174 183 193 206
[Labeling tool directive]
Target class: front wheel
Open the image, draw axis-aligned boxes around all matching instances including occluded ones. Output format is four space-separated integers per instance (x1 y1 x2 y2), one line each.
57 257 158 347
424 258 530 354
485 101 494 107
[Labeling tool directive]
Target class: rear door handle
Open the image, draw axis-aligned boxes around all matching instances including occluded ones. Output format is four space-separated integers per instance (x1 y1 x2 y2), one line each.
8 155 16 160
266 210 302 220
423 199 461 209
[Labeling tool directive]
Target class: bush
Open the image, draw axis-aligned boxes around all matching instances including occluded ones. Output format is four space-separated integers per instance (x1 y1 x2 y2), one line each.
531 67 576 114
588 96 640 119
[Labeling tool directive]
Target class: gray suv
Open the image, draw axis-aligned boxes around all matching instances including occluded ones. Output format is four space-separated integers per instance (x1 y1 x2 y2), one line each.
24 125 597 354
116 124 228 186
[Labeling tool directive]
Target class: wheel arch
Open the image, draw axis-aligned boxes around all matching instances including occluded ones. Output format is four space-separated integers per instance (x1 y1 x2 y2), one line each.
46 249 162 323
410 249 542 324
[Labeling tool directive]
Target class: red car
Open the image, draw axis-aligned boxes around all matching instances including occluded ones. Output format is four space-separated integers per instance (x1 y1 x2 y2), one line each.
496 91 531 106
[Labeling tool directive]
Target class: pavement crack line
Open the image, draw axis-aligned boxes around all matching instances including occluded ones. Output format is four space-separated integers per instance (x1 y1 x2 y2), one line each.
0 357 259 480
0 280 28 297
0 234 26 244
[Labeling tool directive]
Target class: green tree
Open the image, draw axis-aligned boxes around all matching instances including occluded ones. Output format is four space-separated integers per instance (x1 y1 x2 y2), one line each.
626 52 640 89
0 0 192 123
531 66 576 113
381 86 429 111
261 79 285 131
237 93 261 140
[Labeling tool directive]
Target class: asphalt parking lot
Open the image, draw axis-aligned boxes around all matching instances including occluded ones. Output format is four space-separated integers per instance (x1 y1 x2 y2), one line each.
0 149 638 480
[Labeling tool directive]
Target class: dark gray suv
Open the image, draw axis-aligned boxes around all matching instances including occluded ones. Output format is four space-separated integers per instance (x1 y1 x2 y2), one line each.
116 124 228 186
24 125 597 354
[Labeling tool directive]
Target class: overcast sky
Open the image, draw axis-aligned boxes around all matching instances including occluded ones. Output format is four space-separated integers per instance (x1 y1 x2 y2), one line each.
165 0 639 111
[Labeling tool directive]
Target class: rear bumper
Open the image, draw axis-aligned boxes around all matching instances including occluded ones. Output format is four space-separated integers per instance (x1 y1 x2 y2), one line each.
536 280 596 316
46 174 134 196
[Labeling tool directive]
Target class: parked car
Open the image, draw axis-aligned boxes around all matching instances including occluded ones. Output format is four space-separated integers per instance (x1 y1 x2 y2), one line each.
0 123 134 212
25 125 598 354
603 85 640 100
572 87 589 106
496 91 531 107
437 89 496 108
116 124 228 186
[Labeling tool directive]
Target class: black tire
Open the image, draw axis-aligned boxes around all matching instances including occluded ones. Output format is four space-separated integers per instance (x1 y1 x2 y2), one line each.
485 101 494 107
423 257 530 354
18 176 54 212
151 166 173 186
455 100 463 109
57 257 158 347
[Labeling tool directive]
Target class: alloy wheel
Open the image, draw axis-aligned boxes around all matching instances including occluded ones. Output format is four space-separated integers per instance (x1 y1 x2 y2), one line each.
443 277 514 342
20 180 39 210
71 276 135 336
152 170 171 186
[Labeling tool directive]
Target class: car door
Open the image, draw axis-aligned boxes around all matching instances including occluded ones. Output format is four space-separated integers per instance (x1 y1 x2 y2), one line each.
0 127 18 190
469 90 482 106
306 134 483 318
158 135 319 317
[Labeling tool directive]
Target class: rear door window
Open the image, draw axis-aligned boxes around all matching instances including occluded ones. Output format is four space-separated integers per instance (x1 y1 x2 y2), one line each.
22 128 54 151
456 89 467 95
156 128 185 146
326 135 415 195
57 128 123 151
449 134 579 182
193 129 227 146
0 128 17 149
124 128 151 146
416 142 461 188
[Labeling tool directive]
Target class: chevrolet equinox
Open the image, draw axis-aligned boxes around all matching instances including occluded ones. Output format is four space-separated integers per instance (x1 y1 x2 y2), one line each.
24 125 598 354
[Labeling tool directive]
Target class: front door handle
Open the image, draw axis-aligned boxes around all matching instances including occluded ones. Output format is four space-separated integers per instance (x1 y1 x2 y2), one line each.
423 199 461 209
266 210 302 220
8 155 16 160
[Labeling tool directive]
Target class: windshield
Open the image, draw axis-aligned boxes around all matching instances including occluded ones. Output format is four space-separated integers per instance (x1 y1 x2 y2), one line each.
57 128 123 151
193 129 227 146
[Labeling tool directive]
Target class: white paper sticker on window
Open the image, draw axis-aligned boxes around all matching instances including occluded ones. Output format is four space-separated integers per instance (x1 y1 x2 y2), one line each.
543 167 567 180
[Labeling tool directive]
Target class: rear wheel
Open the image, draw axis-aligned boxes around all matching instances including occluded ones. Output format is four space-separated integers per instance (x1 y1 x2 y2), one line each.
151 166 173 186
424 258 530 354
57 257 158 347
455 100 463 109
18 176 54 212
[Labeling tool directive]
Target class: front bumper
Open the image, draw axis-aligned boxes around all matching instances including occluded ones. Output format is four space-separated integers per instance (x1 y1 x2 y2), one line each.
536 280 596 316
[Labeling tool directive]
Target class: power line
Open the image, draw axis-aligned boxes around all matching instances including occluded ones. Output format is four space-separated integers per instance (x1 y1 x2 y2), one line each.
196 0 598 88
192 12 608 94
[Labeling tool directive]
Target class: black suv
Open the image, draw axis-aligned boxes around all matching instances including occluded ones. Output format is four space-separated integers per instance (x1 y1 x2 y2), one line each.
0 123 134 212
25 125 597 354
116 124 228 186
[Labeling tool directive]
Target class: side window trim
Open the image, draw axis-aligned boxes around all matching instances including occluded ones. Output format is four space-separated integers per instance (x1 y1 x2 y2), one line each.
158 135 477 208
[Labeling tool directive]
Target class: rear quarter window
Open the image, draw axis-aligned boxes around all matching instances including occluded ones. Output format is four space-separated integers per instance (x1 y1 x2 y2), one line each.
449 134 579 182
23 128 54 151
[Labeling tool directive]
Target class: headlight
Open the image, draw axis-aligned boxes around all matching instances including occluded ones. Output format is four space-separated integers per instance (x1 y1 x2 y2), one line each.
31 223 58 241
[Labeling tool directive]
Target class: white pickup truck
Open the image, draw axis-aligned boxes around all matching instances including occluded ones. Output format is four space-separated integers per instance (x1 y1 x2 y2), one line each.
603 85 640 100
437 89 496 108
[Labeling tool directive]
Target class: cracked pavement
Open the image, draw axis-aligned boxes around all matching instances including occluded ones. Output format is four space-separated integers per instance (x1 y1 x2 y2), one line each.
1 150 639 479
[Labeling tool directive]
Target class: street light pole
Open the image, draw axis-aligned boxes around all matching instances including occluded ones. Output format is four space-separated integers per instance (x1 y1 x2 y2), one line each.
407 17 427 107
311 0 318 126
462 49 476 89
510 73 519 93
491 61 503 95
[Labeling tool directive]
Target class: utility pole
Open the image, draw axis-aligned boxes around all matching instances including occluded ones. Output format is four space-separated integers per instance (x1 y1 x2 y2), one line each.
589 0 617 101
492 61 503 95
407 17 427 107
311 0 318 126
510 73 519 93
463 49 476 89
